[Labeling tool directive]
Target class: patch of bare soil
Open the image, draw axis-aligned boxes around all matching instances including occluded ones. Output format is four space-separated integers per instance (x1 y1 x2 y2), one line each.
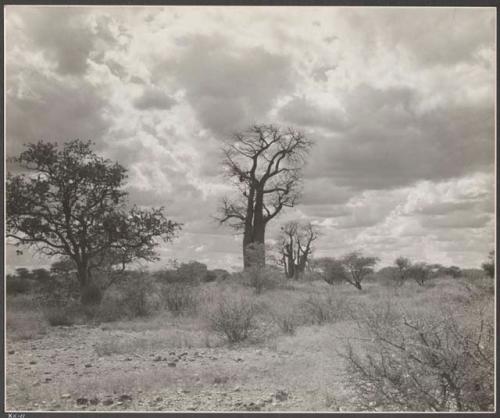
6 321 357 412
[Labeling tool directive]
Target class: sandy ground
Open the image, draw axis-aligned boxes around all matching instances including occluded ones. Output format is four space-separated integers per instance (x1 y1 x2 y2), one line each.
6 319 359 412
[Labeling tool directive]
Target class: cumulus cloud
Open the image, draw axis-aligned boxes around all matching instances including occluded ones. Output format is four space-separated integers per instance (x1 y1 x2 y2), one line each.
4 6 495 270
133 86 177 110
6 72 110 156
303 83 494 190
162 33 296 136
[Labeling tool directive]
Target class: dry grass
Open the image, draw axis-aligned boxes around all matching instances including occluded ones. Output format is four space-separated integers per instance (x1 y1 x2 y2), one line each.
6 295 48 341
5 274 494 412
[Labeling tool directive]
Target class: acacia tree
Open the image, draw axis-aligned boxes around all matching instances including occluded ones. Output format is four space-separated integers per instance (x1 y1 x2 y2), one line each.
218 125 312 268
279 221 318 279
7 140 181 304
394 256 412 285
341 251 379 290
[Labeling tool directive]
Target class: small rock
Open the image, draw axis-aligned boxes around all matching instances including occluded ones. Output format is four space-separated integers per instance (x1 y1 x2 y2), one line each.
90 397 100 405
116 401 123 406
8 350 15 355
180 352 188 357
235 358 243 362
61 394 71 399
44 378 52 383
29 360 37 365
155 396 163 402
233 387 241 392
274 389 289 402
84 364 92 368
124 357 132 361
153 356 162 362
102 399 113 406
167 362 176 367
119 394 132 402
76 397 89 405
169 351 176 355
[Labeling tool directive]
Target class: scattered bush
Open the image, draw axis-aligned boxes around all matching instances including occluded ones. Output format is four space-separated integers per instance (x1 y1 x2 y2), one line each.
94 294 128 322
301 292 348 325
208 289 256 343
268 304 302 335
342 304 494 411
408 263 430 286
43 306 77 326
161 283 197 315
243 265 285 294
7 309 47 341
6 276 31 295
314 257 347 285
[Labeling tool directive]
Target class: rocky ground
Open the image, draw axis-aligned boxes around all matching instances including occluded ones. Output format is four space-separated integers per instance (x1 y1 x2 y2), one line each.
6 320 357 412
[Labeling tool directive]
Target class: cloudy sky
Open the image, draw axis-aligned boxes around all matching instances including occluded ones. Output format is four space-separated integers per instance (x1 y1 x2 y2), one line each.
5 6 496 271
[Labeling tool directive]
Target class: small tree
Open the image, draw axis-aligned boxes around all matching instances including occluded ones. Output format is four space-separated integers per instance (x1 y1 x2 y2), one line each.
408 262 431 286
394 256 412 285
481 250 494 278
341 251 379 290
278 221 319 279
7 140 181 304
314 257 348 285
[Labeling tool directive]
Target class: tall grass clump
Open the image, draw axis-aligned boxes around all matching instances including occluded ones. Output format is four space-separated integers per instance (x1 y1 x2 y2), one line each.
301 291 349 325
161 283 197 315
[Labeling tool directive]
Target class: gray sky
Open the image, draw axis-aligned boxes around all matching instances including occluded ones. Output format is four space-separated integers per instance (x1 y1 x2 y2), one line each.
5 6 496 271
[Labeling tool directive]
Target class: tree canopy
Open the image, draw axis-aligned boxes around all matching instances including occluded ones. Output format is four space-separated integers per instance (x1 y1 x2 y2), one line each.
7 139 181 302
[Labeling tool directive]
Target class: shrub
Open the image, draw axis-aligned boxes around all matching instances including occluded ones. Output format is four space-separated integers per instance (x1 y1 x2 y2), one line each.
161 283 196 315
6 276 31 295
81 283 103 305
44 306 77 326
243 265 284 294
208 289 256 343
271 308 300 335
7 310 47 341
342 304 494 411
119 273 158 318
94 294 128 322
301 292 348 325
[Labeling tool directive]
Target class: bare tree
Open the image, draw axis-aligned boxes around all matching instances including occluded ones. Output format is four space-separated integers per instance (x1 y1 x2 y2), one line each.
279 221 319 279
217 124 312 268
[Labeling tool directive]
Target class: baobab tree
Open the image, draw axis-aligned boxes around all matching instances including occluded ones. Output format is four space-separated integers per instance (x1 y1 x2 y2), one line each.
218 125 312 268
279 221 319 279
7 140 181 304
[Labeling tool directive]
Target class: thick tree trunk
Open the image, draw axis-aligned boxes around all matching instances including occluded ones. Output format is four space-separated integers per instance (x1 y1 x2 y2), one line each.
76 259 102 305
243 188 266 269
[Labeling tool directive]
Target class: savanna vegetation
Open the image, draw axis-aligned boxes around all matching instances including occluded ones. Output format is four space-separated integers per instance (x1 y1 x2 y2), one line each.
5 134 495 412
